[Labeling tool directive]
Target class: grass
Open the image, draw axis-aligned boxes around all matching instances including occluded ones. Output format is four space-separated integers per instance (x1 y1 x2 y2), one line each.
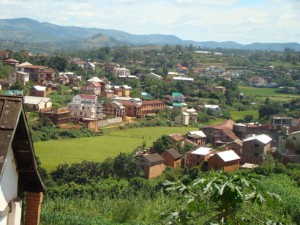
239 86 300 101
229 110 259 121
34 127 193 171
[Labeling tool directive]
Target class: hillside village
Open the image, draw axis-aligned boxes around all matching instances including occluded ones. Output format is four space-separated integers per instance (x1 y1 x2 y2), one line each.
1 46 300 224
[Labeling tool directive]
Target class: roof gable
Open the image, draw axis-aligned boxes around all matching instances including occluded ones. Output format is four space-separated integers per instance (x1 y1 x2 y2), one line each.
0 96 45 192
165 148 182 160
243 134 272 144
215 150 240 162
142 153 165 165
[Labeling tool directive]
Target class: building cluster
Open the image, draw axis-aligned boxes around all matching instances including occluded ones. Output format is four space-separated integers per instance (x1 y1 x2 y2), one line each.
137 118 300 179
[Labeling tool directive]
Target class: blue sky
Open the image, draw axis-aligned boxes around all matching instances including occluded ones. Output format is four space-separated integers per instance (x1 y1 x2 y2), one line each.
0 0 299 44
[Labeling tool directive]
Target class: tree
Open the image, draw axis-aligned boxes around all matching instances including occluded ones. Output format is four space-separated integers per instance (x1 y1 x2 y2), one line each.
152 135 173 154
259 100 282 121
112 153 138 180
163 172 280 224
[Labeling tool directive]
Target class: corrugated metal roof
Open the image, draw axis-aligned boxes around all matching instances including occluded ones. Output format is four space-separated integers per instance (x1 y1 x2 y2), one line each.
191 147 213 155
33 85 46 91
216 150 240 162
243 134 272 144
87 77 102 82
188 130 206 138
24 96 51 104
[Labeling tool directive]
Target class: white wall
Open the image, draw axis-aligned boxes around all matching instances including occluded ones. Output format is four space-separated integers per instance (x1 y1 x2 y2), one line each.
0 146 21 225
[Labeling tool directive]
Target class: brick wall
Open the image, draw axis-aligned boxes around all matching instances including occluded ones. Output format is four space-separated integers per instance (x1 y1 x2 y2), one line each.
25 192 43 225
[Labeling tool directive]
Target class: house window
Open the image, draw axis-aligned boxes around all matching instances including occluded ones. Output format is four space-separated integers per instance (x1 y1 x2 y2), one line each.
254 152 259 157
254 144 259 148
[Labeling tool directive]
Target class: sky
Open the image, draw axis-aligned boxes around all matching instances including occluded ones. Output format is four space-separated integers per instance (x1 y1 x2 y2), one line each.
0 0 300 44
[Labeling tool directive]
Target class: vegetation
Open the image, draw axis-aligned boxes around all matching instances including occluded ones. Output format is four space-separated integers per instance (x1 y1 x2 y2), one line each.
34 127 192 171
39 160 300 225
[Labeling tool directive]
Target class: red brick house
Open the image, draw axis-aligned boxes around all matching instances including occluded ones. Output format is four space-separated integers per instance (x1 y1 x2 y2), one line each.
86 81 101 95
208 150 240 172
137 153 166 179
116 100 142 117
186 130 207 146
39 107 70 124
169 133 185 147
30 85 47 97
220 139 243 156
160 148 182 169
0 95 45 225
141 100 165 115
103 101 125 118
101 90 115 98
185 147 215 168
242 134 272 164
16 62 55 85
202 119 238 147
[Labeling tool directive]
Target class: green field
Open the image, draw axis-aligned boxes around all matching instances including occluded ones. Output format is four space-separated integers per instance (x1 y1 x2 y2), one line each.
34 127 193 171
239 86 300 101
229 110 259 121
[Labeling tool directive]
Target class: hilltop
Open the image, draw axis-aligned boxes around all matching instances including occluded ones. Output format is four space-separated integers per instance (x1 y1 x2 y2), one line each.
0 18 300 52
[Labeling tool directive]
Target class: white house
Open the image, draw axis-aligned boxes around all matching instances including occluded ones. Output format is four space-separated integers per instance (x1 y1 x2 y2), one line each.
23 96 52 112
67 94 99 120
0 95 45 225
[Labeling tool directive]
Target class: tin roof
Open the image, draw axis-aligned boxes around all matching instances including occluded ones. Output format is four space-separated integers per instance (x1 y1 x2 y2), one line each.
191 147 213 155
243 134 272 144
0 95 45 192
87 77 102 82
215 150 240 162
187 130 206 138
33 85 46 91
24 96 51 105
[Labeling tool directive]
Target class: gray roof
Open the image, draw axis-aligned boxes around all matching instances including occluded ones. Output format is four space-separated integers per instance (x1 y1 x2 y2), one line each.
142 153 165 165
165 148 182 160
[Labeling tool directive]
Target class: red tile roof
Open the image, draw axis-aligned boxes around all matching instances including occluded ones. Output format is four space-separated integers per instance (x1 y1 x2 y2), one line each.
89 82 101 87
79 94 97 100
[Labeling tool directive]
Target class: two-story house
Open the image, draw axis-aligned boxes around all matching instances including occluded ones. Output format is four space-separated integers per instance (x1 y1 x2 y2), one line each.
208 150 240 172
141 100 165 115
30 85 46 97
67 94 99 120
16 62 55 85
103 101 125 118
242 134 272 164
185 147 215 169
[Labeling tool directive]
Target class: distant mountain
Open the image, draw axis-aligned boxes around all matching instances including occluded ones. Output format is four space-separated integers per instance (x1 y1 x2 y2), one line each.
0 18 299 52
